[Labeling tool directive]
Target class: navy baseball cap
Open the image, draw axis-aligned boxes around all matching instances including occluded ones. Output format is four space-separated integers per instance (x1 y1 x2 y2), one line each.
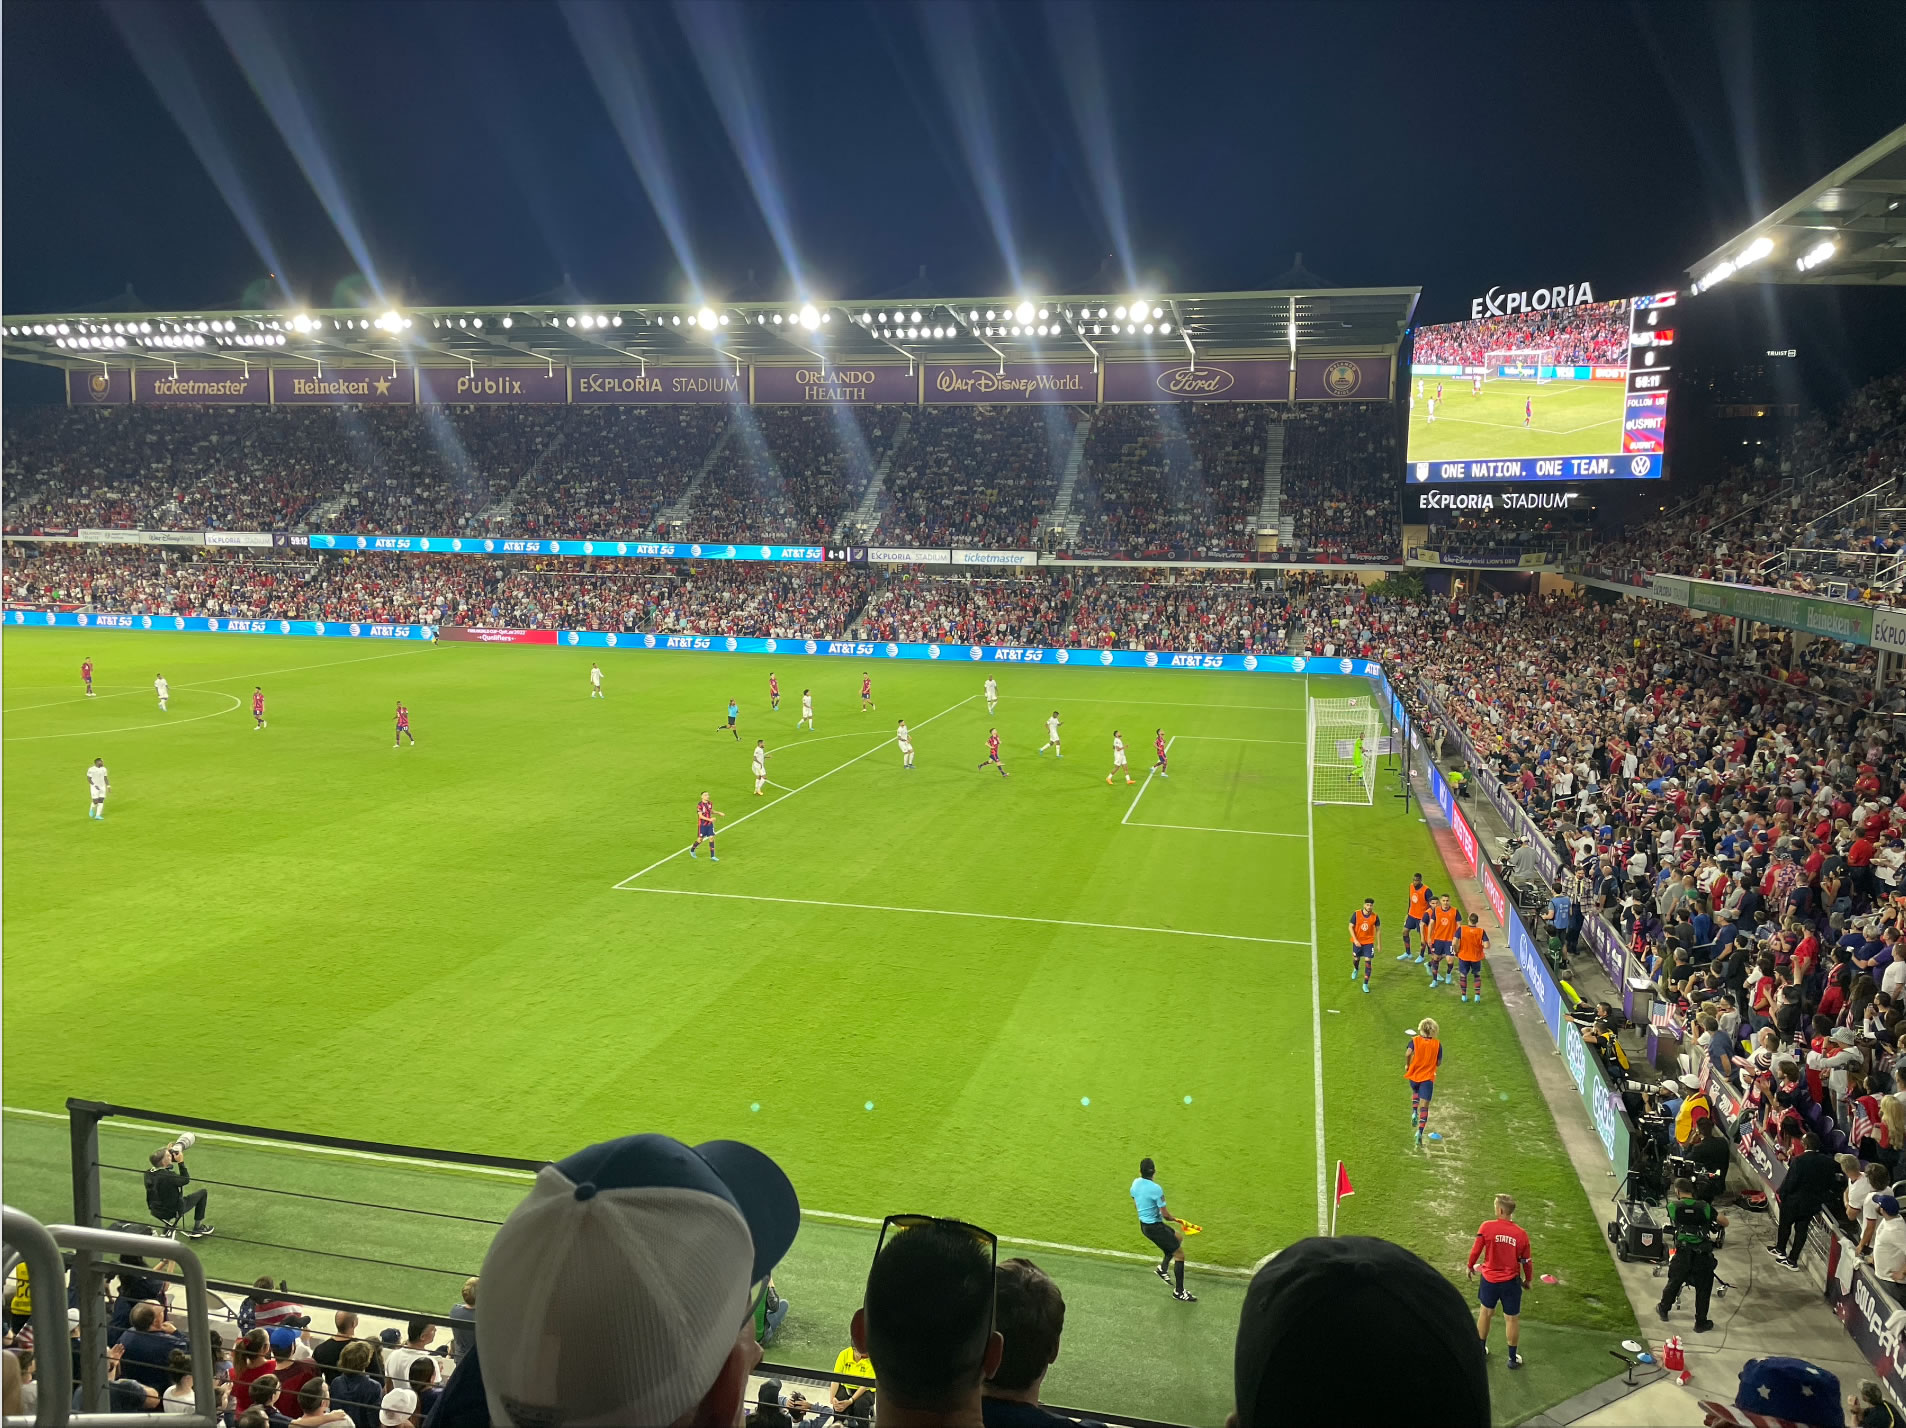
1735 1357 1843 1427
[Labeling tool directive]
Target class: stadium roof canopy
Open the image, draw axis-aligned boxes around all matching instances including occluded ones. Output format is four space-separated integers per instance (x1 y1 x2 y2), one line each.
0 287 1417 372
1687 121 1906 291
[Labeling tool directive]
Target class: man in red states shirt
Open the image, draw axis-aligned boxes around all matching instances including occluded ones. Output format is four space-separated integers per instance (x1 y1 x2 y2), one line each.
1468 1194 1533 1370
1850 832 1879 902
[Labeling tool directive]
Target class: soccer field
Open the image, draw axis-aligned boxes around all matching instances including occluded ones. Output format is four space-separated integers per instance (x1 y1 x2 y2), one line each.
1406 376 1627 463
2 630 1632 1421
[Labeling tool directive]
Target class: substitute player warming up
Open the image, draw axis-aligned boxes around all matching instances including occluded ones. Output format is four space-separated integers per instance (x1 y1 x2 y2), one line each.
1130 1157 1196 1302
1469 1195 1532 1369
690 792 724 860
394 701 415 747
1405 1017 1442 1148
1399 873 1433 962
1350 898 1380 993
1428 895 1461 986
1107 730 1133 784
1457 914 1490 1002
977 728 1009 778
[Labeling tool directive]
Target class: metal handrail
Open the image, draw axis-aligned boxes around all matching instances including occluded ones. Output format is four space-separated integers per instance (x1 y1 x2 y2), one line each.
3 1207 70 1428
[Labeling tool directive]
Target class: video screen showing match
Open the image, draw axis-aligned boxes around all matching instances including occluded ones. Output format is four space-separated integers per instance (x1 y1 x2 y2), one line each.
1405 293 1676 482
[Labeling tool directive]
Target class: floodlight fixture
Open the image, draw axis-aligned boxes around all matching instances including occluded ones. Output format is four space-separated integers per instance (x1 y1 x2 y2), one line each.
1014 302 1034 325
799 303 820 330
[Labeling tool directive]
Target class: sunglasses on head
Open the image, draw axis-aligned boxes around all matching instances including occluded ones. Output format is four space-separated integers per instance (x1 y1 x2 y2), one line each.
874 1214 999 1334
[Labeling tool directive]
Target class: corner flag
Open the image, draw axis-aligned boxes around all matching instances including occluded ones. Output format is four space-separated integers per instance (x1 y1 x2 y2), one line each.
1331 1161 1355 1235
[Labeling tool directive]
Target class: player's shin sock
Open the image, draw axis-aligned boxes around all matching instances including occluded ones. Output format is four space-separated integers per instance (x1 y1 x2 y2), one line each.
1174 1261 1185 1293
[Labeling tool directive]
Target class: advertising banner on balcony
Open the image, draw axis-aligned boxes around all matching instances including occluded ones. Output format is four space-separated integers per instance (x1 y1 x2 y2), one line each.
272 368 416 404
923 362 1096 404
1683 577 1873 645
67 369 131 405
1294 355 1390 401
753 365 918 405
416 367 568 404
135 369 270 404
1101 360 1290 403
571 366 744 404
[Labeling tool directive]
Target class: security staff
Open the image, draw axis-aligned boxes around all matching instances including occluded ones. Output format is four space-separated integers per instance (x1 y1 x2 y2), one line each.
1657 1176 1726 1332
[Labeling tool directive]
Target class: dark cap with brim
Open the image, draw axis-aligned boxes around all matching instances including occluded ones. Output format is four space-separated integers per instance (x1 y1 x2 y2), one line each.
1235 1236 1488 1427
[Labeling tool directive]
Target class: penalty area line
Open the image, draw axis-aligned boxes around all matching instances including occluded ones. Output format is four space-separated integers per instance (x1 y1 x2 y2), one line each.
615 886 1307 947
1126 821 1306 839
1120 735 1175 825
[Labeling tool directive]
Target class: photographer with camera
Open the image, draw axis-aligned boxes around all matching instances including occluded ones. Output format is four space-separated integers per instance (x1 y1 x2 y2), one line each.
143 1134 213 1239
1657 1176 1727 1332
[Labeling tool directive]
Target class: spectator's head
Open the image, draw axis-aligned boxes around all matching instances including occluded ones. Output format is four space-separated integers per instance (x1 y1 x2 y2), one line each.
252 1275 276 1296
268 1326 299 1358
1878 1194 1901 1221
233 1406 270 1428
1734 1358 1842 1428
408 1357 437 1391
130 1300 160 1332
166 1347 192 1386
337 1341 374 1376
460 1276 479 1308
379 1386 419 1427
1231 1236 1487 1427
853 1217 1003 1416
986 1258 1064 1402
335 1310 358 1337
298 1378 329 1416
405 1319 432 1347
249 1373 281 1408
475 1132 799 1427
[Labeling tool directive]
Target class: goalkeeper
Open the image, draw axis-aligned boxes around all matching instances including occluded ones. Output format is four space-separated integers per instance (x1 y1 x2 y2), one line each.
1353 735 1367 786
1129 1157 1197 1303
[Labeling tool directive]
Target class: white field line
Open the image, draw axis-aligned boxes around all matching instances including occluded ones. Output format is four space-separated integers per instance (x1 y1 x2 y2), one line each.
1306 676 1327 1235
2 646 428 715
1120 735 1175 825
1 1105 1252 1275
4 691 243 743
613 694 976 885
1416 412 1619 437
615 886 1308 947
1003 696 1305 712
1127 822 1305 839
1172 735 1304 745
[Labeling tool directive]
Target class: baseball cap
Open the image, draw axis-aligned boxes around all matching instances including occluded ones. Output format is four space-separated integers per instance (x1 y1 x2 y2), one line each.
379 1387 419 1426
1234 1236 1487 1426
475 1132 800 1427
1832 1028 1860 1047
1734 1357 1843 1427
1877 1194 1900 1216
268 1326 300 1353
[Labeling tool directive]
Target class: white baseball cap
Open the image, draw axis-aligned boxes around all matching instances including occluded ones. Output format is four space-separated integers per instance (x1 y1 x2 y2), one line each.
379 1387 418 1426
475 1134 799 1427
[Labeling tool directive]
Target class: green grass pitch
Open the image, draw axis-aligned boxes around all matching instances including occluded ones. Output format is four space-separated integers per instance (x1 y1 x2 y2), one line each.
2 630 1634 1422
1405 375 1627 463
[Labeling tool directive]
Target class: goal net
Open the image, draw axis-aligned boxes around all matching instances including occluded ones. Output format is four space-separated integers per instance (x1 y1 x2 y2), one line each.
1309 696 1382 806
1483 348 1555 384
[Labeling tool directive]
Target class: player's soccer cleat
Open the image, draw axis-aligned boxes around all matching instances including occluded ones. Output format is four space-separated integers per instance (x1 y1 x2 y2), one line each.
1106 776 1113 784
1351 968 1358 981
1506 1355 1524 1371
1412 954 1424 964
1155 1265 1170 1282
709 855 719 861
1125 776 1133 783
688 848 697 859
1361 981 1370 994
1396 951 1410 961
1173 1290 1197 1302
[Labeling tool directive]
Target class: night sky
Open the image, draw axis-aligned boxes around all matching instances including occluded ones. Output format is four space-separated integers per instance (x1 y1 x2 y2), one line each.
5 1 1904 400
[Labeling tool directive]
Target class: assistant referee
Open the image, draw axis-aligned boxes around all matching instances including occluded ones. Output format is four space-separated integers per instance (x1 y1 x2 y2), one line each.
1130 1156 1196 1303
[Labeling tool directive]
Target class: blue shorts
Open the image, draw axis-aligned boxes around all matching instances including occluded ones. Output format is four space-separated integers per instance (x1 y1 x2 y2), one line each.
1406 914 1425 930
1408 1079 1435 1102
1477 1277 1522 1315
1352 943 1374 959
1431 940 1452 958
698 822 715 838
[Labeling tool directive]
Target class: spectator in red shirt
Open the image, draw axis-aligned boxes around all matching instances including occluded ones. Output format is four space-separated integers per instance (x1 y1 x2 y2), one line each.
1851 835 1879 901
1467 1193 1533 1370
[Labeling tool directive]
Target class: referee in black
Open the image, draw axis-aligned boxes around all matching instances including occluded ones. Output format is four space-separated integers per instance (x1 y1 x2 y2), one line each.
1129 1157 1196 1302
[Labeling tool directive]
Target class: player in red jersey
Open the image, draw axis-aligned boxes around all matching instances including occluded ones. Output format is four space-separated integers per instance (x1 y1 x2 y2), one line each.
1152 729 1169 779
1398 873 1434 962
251 686 267 730
81 658 95 697
769 672 781 712
1468 1194 1533 1369
394 701 414 747
1435 381 1443 404
1523 395 1533 428
860 672 876 712
689 792 724 860
977 728 1008 778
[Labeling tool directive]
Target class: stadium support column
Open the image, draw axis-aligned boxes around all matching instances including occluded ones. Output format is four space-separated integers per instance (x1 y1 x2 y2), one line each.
68 1097 108 1409
1878 649 1890 693
1734 617 1744 652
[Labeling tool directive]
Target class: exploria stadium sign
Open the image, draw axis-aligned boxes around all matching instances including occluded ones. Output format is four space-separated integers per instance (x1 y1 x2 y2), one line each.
1469 282 1595 318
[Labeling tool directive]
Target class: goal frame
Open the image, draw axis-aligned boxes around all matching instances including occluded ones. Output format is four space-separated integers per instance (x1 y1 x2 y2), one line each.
1482 348 1556 385
1308 695 1382 806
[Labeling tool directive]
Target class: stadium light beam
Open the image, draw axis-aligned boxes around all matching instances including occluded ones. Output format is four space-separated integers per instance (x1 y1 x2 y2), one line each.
919 2 1028 292
1042 1 1138 290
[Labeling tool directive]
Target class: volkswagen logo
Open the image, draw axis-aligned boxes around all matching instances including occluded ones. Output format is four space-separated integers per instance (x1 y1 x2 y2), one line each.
1631 456 1651 476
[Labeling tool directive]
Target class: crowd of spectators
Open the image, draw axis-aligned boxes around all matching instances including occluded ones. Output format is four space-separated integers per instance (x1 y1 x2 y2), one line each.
682 408 899 544
852 572 1075 646
1410 301 1630 369
1069 404 1268 560
877 406 1066 550
1066 568 1290 653
508 407 725 538
1278 403 1399 562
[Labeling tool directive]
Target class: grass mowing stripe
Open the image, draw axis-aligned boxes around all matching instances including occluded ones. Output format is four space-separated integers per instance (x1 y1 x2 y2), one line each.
615 886 1309 946
1306 673 1327 1234
613 693 975 884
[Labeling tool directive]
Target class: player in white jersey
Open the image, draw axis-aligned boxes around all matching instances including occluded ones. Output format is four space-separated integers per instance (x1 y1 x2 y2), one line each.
797 689 814 730
590 663 604 698
86 757 110 820
1472 374 1483 397
984 677 998 714
896 719 914 770
1106 730 1132 785
1426 396 1437 423
154 674 169 711
1037 710 1063 758
752 740 771 796
1416 377 1423 399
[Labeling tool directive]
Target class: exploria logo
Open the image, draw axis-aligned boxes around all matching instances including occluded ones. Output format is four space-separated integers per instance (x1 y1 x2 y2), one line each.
1322 360 1363 397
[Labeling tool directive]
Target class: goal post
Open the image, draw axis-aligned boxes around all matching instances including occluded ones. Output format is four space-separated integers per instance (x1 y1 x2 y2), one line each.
1309 696 1382 806
1482 348 1555 384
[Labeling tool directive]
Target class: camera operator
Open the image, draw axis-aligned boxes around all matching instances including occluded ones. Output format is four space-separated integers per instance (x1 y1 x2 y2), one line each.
1657 1176 1727 1333
143 1137 213 1239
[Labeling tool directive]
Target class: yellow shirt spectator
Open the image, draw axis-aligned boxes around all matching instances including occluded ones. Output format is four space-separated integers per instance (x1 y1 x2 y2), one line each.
832 1345 875 1410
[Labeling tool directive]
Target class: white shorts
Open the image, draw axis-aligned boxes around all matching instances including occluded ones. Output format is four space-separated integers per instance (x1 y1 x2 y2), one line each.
1113 753 1128 766
898 742 913 756
753 767 767 779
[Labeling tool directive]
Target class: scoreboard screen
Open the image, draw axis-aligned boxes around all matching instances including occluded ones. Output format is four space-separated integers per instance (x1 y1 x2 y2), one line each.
1405 292 1676 483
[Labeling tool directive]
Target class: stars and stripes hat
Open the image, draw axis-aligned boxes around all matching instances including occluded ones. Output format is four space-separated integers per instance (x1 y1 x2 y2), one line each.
1707 1355 1844 1427
474 1133 800 1427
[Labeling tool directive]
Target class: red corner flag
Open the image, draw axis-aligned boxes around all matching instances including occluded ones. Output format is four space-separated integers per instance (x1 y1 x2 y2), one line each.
1331 1161 1354 1235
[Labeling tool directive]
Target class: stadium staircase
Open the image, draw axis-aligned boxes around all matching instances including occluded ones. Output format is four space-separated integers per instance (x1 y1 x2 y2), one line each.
1253 420 1287 552
1039 410 1092 546
476 427 574 529
299 491 352 533
845 410 912 542
658 410 739 529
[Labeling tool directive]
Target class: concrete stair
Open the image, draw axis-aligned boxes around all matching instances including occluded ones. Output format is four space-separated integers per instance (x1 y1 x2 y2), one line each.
845 410 912 543
659 411 739 529
1254 422 1286 550
1039 412 1092 545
